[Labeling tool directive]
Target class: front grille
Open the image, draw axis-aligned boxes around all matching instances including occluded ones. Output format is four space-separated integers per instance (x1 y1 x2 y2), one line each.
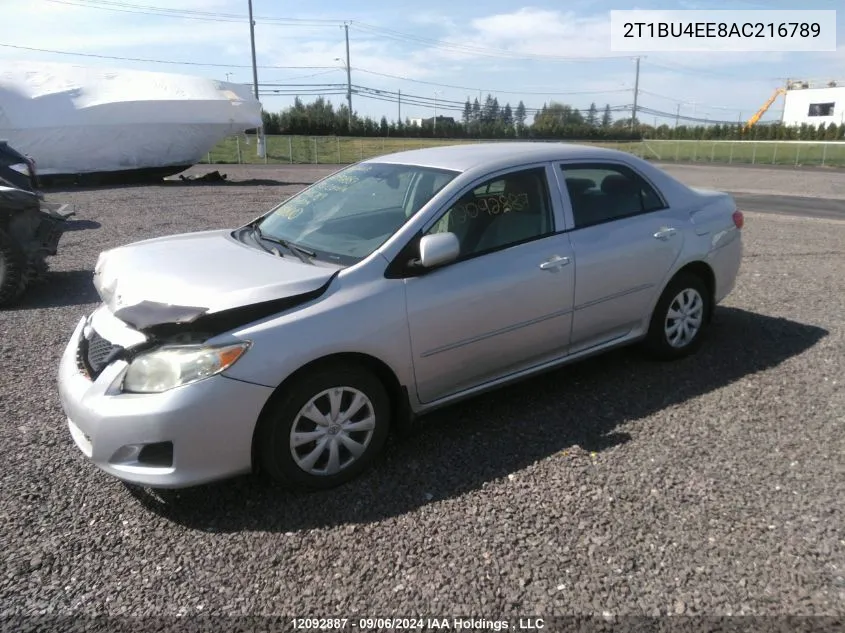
78 328 124 379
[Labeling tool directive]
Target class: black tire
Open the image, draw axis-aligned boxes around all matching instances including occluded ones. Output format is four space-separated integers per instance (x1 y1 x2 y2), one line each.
0 228 26 307
642 272 711 361
256 362 392 490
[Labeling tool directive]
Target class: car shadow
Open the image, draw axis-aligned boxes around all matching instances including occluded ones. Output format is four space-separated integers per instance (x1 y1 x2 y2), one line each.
164 178 315 187
6 270 99 310
61 219 102 232
123 307 827 533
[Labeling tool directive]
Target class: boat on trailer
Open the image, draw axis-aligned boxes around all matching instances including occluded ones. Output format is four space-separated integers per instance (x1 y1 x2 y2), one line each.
0 61 262 186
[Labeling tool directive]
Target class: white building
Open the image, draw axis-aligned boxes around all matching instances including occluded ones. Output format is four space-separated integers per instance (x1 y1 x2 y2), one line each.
782 80 845 127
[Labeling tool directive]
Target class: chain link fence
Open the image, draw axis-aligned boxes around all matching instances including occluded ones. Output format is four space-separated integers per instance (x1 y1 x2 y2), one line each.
201 135 845 168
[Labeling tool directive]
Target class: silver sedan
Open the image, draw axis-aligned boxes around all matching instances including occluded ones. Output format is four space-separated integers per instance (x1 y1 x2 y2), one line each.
57 142 743 490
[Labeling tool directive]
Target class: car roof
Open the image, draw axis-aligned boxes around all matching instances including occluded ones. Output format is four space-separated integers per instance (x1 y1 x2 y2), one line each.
366 141 634 173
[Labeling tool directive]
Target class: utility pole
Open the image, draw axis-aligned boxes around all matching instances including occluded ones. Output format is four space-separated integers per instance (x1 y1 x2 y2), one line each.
247 0 264 158
674 103 681 128
398 89 401 124
434 91 440 134
631 56 640 131
344 22 352 131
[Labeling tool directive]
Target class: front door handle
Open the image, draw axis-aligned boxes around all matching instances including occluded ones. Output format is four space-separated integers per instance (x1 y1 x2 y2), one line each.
539 255 571 270
653 227 677 240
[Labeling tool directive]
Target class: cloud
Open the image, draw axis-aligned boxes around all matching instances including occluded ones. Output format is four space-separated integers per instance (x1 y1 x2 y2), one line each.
24 22 247 52
423 8 614 61
258 37 439 81
1 1 246 53
413 6 835 76
409 12 456 30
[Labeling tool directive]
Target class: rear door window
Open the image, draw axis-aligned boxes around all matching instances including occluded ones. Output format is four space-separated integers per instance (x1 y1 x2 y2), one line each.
560 163 667 229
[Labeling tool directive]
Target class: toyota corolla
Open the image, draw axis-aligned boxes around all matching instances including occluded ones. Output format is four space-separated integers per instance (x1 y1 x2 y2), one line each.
57 143 743 490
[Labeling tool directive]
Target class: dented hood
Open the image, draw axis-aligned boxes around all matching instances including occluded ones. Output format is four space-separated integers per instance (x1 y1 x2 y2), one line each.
93 229 338 329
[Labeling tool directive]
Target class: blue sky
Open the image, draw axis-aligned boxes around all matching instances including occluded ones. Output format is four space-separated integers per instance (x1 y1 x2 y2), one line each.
4 0 843 126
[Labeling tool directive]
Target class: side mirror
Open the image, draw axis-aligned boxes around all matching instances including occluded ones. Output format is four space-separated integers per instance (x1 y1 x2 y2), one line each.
418 232 460 269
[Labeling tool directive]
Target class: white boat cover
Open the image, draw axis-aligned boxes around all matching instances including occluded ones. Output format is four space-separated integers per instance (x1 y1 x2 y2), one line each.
0 61 262 175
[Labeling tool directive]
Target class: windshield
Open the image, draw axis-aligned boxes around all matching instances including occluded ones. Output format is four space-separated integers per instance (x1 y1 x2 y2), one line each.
255 162 459 264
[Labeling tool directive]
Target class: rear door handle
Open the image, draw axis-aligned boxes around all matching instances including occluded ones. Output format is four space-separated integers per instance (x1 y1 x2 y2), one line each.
539 255 571 270
653 227 677 240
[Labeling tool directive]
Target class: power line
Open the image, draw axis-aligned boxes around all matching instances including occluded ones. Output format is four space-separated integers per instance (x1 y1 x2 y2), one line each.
647 60 783 82
41 0 345 26
636 106 738 125
638 90 744 112
349 88 629 117
281 69 344 81
255 81 631 117
0 42 338 70
44 0 244 22
350 67 631 97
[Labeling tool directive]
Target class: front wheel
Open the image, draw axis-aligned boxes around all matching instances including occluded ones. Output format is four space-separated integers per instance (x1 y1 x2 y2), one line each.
256 363 391 490
642 273 711 361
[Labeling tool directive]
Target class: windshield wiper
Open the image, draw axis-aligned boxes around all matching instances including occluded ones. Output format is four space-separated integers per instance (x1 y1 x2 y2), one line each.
251 225 316 263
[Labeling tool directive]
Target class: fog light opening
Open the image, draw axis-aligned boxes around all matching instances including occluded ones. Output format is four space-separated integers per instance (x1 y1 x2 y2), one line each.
137 442 174 467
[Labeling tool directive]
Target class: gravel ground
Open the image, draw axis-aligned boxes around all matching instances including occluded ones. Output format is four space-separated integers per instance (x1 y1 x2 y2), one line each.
1 165 843 623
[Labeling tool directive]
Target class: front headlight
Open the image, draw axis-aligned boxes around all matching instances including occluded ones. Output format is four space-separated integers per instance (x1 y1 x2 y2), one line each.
121 342 250 394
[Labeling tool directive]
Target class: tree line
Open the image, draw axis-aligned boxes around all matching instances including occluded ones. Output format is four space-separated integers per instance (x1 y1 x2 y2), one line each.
645 120 845 141
257 96 845 142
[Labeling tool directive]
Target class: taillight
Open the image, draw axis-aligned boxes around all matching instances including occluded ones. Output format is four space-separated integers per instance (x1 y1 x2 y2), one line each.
732 210 744 229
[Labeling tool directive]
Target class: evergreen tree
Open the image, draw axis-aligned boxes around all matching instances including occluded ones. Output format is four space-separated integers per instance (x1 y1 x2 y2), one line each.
601 104 613 128
471 98 482 121
482 94 498 123
514 101 527 127
462 99 472 125
503 103 513 127
586 102 598 127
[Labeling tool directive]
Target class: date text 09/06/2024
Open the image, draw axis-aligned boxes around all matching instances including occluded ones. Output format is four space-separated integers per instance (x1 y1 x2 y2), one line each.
622 21 821 39
290 617 545 630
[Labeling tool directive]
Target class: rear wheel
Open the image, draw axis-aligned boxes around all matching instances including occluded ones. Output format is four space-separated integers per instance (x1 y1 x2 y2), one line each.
256 363 391 490
642 272 711 360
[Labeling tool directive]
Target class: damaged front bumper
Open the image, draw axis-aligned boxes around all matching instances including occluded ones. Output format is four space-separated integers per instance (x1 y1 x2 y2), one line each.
58 307 274 488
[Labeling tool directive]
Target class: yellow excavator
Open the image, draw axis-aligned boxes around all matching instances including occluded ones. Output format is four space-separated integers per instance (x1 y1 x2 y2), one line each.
743 87 786 131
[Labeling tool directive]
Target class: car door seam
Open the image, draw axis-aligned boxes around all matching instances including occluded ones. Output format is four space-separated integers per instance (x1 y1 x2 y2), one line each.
419 307 574 358
573 283 654 311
